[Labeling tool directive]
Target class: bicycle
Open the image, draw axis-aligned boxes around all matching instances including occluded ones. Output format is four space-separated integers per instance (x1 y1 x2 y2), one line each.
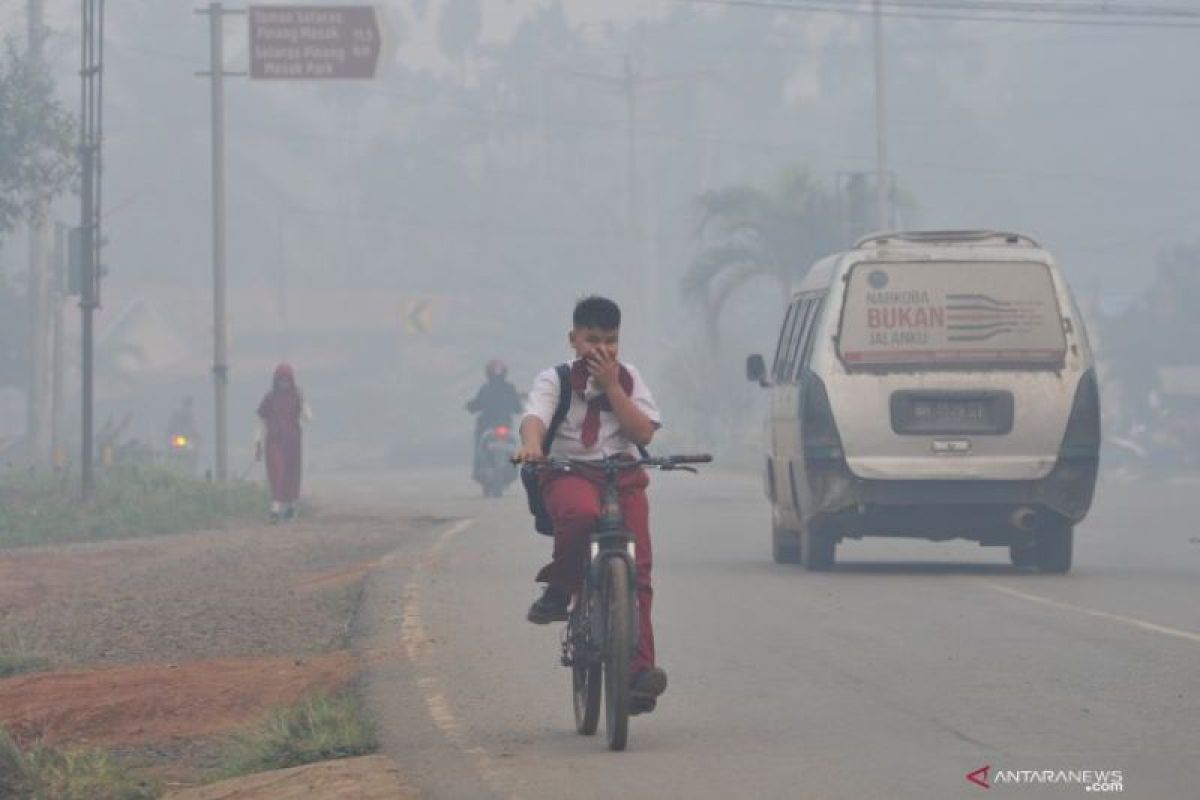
527 452 712 751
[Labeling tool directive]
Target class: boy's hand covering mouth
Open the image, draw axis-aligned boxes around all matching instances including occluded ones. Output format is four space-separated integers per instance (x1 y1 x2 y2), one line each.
586 348 620 391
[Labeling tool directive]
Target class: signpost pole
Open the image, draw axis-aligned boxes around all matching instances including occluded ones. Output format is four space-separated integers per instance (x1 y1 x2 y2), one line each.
209 1 229 482
196 2 245 480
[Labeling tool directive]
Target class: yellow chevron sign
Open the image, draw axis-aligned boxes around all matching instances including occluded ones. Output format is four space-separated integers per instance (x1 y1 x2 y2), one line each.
403 300 433 334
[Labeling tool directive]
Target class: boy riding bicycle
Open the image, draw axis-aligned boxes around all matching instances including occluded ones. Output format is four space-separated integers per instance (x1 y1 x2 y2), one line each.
513 296 668 715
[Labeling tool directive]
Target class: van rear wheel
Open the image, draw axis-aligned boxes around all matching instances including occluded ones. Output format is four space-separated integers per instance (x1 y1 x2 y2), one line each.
1034 523 1073 574
771 519 802 565
802 525 836 571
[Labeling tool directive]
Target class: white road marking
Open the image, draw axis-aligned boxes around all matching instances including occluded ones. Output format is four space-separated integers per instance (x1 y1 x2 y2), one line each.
433 518 474 554
986 582 1200 645
398 519 525 799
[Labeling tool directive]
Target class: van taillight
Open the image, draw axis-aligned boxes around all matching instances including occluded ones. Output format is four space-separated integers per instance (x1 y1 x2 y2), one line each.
802 372 844 461
1059 369 1100 459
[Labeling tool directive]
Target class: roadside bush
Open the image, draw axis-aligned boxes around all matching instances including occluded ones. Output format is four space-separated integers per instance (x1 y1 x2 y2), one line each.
0 466 262 548
216 691 377 778
0 728 158 800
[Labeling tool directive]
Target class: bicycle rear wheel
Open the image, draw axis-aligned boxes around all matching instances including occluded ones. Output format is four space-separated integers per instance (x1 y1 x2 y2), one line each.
602 557 634 751
572 602 602 735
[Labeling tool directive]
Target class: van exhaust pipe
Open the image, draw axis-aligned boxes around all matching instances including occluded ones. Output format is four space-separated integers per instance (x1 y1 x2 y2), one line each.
1010 507 1038 532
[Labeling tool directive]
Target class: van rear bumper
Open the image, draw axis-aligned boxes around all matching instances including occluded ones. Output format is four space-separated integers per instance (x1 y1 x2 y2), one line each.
807 455 1098 527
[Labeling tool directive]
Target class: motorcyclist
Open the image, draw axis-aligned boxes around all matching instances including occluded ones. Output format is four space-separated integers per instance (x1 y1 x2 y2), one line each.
467 359 523 480
165 396 199 445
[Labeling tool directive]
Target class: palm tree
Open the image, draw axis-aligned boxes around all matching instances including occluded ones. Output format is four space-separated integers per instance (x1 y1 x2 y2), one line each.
681 169 849 348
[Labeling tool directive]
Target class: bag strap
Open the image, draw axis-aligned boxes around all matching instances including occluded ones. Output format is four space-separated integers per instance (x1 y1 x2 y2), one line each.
542 363 572 456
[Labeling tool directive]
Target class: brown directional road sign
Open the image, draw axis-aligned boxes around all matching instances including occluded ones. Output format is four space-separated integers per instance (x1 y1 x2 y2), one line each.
249 5 381 80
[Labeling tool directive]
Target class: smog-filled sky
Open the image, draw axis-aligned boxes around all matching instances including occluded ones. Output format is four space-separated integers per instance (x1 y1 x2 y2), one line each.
4 10 1200 792
2 0 1198 466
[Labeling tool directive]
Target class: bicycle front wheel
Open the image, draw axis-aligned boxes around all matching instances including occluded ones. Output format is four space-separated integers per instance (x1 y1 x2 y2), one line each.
573 608 602 736
602 556 634 751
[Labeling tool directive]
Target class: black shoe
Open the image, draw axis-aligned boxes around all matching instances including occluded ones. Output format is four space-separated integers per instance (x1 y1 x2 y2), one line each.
630 667 668 701
283 504 296 520
526 587 569 624
629 668 667 716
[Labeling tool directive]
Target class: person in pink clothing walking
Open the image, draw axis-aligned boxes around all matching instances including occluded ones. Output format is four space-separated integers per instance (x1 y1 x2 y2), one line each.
256 363 311 521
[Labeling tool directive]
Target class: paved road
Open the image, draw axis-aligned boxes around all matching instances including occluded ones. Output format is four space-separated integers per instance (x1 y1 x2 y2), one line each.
330 468 1199 799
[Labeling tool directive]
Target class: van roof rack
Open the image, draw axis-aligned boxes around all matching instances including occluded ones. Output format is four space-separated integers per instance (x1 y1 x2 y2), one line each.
854 230 1040 249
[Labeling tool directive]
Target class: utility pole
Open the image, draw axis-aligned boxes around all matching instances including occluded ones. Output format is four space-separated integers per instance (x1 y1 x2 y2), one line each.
558 60 647 296
557 55 703 378
623 56 639 243
620 55 652 372
275 206 291 360
196 3 245 481
51 223 65 467
79 0 105 500
26 0 51 469
872 0 890 231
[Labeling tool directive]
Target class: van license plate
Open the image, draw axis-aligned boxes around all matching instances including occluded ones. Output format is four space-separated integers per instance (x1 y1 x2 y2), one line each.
915 399 988 424
890 391 1014 435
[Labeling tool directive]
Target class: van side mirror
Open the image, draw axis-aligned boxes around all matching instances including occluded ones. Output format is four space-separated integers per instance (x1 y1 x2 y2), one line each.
746 354 769 387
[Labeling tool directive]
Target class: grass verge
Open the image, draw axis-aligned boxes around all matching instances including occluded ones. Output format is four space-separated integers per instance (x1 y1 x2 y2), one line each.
0 652 50 679
0 466 262 548
215 690 377 779
0 728 158 800
0 633 51 678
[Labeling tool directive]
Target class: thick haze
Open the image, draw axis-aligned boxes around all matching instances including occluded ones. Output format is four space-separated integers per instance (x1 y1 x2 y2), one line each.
2 0 1197 468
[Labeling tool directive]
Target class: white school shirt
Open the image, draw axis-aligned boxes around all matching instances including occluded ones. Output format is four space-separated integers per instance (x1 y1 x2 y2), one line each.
523 361 662 460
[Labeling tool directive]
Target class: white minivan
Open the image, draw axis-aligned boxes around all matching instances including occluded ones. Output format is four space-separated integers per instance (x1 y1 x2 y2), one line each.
746 230 1100 572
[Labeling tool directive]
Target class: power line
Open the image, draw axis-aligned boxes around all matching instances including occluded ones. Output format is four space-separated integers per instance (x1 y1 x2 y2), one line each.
678 0 1200 28
855 0 1200 20
684 0 1200 20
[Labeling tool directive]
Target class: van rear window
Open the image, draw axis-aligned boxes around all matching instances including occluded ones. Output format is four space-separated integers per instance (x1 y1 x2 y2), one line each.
837 261 1067 369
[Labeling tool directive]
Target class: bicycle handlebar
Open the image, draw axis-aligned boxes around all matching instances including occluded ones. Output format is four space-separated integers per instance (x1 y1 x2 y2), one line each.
520 453 713 472
665 454 713 465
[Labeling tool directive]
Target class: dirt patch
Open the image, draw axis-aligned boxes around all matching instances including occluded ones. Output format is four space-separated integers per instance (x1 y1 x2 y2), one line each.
163 755 418 799
0 551 131 613
0 511 420 667
0 506 436 782
0 652 353 748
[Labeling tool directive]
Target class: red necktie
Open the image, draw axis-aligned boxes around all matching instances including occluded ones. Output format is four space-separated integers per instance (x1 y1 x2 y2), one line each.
569 360 634 448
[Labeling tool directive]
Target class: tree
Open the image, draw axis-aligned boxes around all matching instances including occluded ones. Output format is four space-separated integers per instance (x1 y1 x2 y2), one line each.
680 168 846 348
0 37 76 244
